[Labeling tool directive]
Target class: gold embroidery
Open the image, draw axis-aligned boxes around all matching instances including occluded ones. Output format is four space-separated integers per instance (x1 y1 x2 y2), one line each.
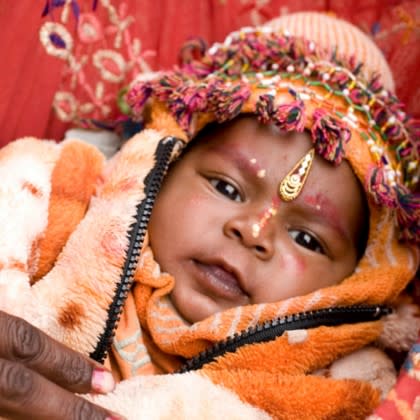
39 0 155 124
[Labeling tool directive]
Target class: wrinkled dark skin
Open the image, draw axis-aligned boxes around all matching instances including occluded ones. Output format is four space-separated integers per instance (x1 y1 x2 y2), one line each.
0 311 121 420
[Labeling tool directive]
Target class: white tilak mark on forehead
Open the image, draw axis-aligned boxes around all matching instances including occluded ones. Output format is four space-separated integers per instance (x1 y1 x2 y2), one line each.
257 169 266 178
227 306 243 337
246 303 267 328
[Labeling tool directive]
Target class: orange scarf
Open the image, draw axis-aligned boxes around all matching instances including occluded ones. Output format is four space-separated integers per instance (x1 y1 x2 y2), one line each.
109 245 413 419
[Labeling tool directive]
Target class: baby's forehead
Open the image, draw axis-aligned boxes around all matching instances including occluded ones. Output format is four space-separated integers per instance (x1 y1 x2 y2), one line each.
187 120 361 195
180 117 354 181
189 117 313 158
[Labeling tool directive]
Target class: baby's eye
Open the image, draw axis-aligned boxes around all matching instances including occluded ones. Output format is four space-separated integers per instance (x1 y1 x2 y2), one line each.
210 179 242 202
289 230 325 254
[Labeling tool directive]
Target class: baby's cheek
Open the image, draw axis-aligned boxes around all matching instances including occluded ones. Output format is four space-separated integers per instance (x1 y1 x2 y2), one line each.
185 193 216 212
186 193 207 207
282 252 306 274
265 252 309 301
175 194 213 228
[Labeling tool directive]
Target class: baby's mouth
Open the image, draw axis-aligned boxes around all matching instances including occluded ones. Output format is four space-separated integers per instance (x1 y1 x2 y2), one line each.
191 259 248 300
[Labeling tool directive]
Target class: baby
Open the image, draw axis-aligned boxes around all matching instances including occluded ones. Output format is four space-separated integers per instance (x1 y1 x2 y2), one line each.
0 11 418 420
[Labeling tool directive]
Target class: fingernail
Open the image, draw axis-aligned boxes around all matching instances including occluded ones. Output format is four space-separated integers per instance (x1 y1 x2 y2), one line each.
106 414 127 420
91 367 115 394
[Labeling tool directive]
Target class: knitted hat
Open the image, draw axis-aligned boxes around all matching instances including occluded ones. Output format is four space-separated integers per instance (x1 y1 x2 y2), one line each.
266 12 395 92
124 12 419 316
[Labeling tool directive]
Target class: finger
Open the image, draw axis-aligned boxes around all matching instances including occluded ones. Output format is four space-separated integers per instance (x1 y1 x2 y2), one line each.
0 311 115 394
0 358 124 420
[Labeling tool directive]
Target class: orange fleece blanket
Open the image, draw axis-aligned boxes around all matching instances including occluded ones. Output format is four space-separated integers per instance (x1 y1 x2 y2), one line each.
0 133 418 419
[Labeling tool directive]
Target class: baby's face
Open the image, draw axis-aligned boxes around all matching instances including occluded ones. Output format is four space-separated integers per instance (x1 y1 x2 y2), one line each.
148 117 366 324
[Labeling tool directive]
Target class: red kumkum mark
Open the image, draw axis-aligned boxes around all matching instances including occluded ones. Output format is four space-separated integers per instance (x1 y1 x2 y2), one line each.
303 193 349 240
208 143 263 178
304 193 334 215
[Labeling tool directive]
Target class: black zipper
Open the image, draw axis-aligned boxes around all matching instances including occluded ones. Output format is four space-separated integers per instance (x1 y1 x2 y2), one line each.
90 136 184 363
178 305 391 372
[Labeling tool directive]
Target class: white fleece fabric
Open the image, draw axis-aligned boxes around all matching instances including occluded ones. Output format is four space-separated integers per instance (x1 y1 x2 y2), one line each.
87 372 272 420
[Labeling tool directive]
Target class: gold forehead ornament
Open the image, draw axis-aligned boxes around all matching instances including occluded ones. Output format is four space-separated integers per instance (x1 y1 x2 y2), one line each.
279 148 315 202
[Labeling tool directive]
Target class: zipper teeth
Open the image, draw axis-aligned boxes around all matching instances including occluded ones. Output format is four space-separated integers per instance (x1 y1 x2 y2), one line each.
91 137 184 363
178 305 391 373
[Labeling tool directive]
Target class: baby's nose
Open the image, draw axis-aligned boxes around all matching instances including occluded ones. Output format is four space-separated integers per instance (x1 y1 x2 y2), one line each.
223 211 276 260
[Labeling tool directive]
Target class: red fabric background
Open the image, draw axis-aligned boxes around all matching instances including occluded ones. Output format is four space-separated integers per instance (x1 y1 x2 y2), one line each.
0 0 418 146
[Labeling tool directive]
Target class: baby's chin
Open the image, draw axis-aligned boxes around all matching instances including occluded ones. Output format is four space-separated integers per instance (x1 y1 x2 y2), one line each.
169 288 230 324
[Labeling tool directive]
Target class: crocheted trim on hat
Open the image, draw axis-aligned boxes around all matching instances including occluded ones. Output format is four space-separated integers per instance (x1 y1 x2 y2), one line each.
125 28 419 243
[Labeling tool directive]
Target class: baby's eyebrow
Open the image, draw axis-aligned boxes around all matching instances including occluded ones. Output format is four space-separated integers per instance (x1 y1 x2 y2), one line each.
207 143 261 178
301 193 350 242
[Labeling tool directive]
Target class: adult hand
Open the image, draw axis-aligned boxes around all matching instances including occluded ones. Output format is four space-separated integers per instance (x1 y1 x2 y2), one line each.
0 311 124 420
